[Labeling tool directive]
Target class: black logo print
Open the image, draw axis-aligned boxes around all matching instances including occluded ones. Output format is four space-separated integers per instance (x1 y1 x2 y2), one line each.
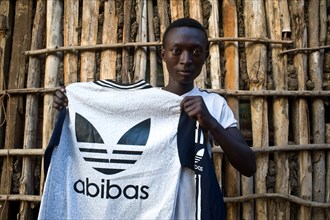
75 113 150 175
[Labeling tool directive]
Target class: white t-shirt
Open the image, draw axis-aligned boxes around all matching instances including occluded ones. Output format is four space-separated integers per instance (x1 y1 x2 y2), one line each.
174 87 237 219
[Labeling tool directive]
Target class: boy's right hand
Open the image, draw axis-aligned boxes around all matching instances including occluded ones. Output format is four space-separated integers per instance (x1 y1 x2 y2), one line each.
53 87 68 110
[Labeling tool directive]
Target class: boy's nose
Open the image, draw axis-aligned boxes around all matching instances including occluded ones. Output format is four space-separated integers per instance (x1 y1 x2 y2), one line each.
180 51 192 65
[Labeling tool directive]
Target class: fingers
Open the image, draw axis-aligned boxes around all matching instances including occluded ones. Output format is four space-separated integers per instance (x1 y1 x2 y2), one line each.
181 96 203 111
180 96 195 110
181 96 216 129
181 96 205 118
53 87 68 110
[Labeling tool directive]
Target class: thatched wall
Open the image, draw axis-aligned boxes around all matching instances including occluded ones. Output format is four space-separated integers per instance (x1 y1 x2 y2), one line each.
0 0 329 219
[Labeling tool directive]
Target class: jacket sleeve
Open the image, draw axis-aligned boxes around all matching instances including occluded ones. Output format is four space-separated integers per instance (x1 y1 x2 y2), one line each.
44 108 67 178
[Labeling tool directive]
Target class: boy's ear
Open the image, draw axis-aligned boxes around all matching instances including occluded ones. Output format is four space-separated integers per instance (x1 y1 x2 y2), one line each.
160 47 165 60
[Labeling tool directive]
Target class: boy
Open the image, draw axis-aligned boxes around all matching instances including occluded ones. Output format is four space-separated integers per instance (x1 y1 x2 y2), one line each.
52 18 256 219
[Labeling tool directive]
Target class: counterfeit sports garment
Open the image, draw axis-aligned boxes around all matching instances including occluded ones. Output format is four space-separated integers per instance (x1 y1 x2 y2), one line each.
39 80 232 220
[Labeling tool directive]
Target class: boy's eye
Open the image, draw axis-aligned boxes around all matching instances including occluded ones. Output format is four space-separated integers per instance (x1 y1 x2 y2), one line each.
171 48 181 55
193 49 202 55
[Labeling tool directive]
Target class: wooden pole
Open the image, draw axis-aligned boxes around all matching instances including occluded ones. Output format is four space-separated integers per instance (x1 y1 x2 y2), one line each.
156 0 170 86
279 0 291 218
41 0 63 195
134 0 147 82
147 0 157 86
208 0 224 217
244 1 269 219
170 0 184 21
319 0 327 48
222 1 241 219
0 0 14 151
326 123 330 219
325 2 330 219
208 0 221 89
215 143 330 154
265 1 290 219
324 0 330 92
63 0 79 85
0 143 327 156
19 1 46 219
2 86 330 97
319 0 327 97
189 0 206 89
0 149 44 156
167 0 183 87
209 0 223 209
280 0 291 33
223 193 330 207
289 1 312 219
308 1 326 219
23 37 293 56
100 0 117 80
0 1 33 219
121 0 132 83
80 0 99 82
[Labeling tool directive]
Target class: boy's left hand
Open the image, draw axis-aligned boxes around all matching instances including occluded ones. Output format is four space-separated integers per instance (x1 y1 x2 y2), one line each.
180 96 218 130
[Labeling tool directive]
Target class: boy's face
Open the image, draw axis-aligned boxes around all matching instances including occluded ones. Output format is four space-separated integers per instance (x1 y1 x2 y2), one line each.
161 27 208 86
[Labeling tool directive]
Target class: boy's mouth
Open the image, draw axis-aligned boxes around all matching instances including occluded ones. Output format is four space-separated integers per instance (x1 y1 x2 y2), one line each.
178 70 192 75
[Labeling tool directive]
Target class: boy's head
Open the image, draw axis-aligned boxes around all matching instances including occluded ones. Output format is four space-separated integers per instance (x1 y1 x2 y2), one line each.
160 18 209 91
162 18 209 49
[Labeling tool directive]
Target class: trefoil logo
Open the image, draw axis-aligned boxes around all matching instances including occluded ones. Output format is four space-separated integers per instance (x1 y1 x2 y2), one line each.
194 149 204 172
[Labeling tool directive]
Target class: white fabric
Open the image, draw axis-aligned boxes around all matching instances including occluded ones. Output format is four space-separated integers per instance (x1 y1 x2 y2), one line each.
39 82 185 220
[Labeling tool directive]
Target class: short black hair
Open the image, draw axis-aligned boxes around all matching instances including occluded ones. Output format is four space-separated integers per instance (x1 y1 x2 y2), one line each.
162 18 209 48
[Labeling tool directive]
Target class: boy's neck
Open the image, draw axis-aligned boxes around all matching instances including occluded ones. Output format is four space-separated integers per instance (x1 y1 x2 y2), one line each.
162 84 194 96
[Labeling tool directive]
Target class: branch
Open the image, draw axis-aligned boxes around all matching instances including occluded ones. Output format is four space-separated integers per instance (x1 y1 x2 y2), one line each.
2 87 330 97
0 149 45 156
0 87 60 95
23 42 163 56
213 143 330 154
210 37 293 45
0 195 41 202
209 89 330 97
0 144 328 157
224 193 330 208
279 45 330 55
0 193 329 208
23 37 293 56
